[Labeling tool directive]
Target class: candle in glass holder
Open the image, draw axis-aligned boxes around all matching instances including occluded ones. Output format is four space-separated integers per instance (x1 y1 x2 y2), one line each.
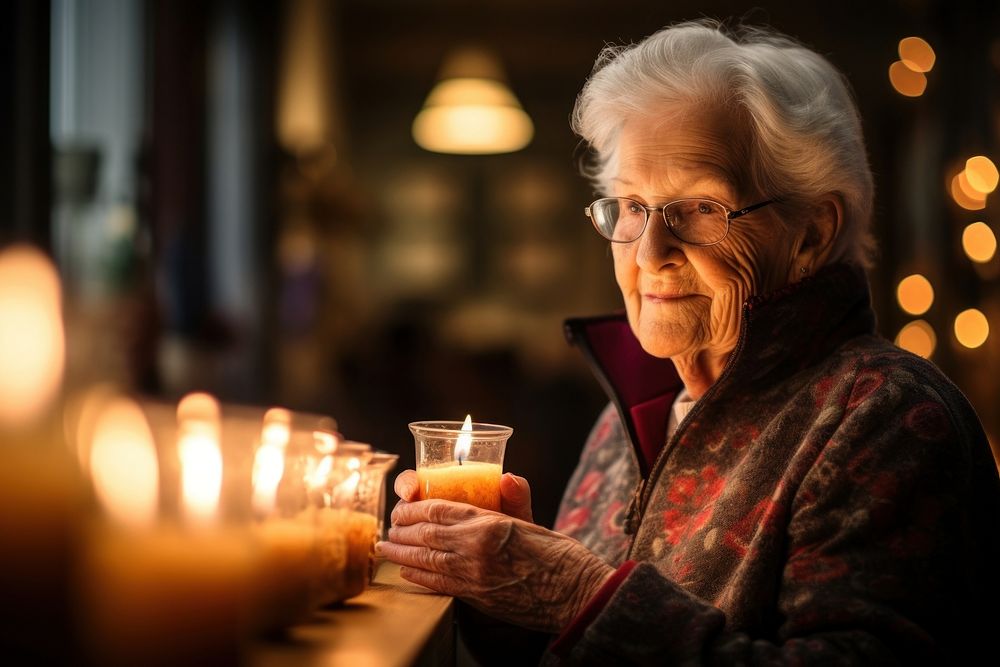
78 392 254 667
0 245 81 663
248 408 320 631
410 416 511 511
310 442 378 605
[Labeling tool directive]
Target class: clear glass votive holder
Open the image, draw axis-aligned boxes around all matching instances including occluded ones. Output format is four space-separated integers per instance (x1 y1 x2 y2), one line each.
408 421 512 512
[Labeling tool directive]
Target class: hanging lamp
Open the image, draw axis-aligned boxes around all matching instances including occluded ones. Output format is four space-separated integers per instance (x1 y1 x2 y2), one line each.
412 47 533 155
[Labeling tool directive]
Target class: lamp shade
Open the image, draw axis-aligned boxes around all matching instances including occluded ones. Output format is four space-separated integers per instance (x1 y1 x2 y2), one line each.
413 48 533 155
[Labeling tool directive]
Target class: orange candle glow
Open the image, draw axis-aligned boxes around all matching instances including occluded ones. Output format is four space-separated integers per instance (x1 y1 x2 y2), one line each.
412 416 509 511
79 392 254 666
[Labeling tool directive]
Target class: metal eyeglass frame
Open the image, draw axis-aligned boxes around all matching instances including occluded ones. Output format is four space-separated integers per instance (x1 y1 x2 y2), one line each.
584 197 777 246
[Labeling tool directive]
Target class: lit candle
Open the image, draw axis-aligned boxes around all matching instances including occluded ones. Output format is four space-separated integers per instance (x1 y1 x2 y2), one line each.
311 442 379 605
315 462 365 602
0 245 81 663
249 408 320 630
79 392 254 666
411 415 511 511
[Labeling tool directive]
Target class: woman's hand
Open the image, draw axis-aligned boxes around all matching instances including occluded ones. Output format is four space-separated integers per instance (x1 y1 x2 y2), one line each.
378 477 614 633
393 469 535 523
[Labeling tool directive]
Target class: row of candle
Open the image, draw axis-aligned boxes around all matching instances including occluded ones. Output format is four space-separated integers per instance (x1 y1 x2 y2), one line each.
82 394 399 665
0 245 398 665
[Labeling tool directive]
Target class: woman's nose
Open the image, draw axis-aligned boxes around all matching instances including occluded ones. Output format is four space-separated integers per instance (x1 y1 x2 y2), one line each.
635 209 685 270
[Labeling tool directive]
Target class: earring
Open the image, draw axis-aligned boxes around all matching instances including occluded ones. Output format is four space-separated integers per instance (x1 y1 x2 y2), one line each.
800 267 808 274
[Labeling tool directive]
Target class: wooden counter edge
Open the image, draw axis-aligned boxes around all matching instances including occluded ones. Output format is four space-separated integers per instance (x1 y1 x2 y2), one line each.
248 560 454 667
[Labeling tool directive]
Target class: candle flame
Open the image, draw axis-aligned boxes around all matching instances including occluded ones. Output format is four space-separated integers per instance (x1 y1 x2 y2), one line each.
0 245 65 427
177 392 223 526
342 463 362 493
313 429 339 454
251 408 292 515
455 414 473 463
89 396 159 528
306 454 334 491
260 407 291 448
177 391 221 423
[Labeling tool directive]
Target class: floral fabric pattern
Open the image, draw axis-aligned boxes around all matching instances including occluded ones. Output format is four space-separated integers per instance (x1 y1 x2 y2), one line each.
550 263 1000 665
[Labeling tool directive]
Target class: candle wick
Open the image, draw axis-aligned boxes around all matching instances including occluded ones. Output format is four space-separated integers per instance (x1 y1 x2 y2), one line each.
458 455 463 466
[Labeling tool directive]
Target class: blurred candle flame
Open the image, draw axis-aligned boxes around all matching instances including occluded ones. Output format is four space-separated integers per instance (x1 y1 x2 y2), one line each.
454 414 473 463
306 454 334 491
251 409 291 517
339 457 362 496
260 408 292 448
89 396 159 528
0 245 65 427
176 392 223 526
313 429 339 454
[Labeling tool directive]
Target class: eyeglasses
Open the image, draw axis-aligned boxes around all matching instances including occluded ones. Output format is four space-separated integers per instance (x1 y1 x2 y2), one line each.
584 197 776 246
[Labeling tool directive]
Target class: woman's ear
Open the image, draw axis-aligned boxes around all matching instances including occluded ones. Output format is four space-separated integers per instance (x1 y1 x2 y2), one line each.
794 195 844 276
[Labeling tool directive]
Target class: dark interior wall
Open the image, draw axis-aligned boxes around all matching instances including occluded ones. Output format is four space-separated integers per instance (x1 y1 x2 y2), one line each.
1 1 51 249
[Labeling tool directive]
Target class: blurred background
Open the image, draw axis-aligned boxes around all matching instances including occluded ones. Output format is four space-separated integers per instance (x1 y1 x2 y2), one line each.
3 0 999 529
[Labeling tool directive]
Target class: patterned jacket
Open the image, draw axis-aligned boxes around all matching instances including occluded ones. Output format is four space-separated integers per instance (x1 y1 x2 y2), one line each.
549 262 1000 664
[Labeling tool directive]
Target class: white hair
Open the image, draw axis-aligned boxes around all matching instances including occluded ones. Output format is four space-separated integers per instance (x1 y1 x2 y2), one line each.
572 20 876 268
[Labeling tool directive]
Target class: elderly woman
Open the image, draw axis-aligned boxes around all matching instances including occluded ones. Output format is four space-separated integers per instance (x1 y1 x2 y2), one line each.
378 20 1000 664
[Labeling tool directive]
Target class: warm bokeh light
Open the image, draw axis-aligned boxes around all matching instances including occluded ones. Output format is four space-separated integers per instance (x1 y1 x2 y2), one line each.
897 274 935 315
177 392 221 424
895 320 936 358
251 441 285 517
962 222 997 263
252 407 292 515
0 245 65 427
313 429 338 454
261 407 291 449
177 392 223 525
950 173 988 210
898 36 936 72
888 60 927 97
957 171 985 200
413 47 533 155
954 309 990 348
337 458 362 496
413 77 534 154
306 454 334 491
277 0 332 152
965 156 999 194
89 396 159 528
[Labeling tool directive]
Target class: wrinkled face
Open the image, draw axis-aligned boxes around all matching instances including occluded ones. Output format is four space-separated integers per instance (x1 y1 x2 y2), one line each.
611 109 800 360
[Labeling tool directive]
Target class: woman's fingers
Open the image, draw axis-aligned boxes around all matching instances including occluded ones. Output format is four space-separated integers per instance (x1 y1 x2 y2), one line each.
394 469 420 502
386 521 459 551
500 473 533 523
391 498 481 527
376 541 459 574
398 567 461 596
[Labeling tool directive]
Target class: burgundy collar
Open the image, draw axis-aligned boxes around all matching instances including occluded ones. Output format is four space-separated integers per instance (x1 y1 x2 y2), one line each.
564 263 875 476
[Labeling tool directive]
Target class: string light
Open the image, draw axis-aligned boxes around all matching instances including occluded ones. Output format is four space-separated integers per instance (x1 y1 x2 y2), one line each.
889 60 927 97
896 320 936 358
950 172 988 210
897 274 935 315
954 309 990 348
965 156 999 194
898 37 936 72
962 222 997 263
